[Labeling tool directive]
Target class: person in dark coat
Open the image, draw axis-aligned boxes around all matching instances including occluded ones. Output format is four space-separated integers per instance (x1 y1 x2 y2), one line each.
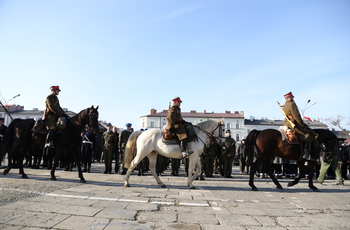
43 86 68 148
167 97 193 157
282 92 318 160
81 126 96 173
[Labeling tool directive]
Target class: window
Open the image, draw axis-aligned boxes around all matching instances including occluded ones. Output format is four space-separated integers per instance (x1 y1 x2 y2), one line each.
226 123 231 130
236 134 240 141
150 122 155 128
236 123 240 129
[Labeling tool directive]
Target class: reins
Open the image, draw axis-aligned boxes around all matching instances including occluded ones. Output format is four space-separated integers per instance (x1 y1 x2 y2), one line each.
194 122 224 145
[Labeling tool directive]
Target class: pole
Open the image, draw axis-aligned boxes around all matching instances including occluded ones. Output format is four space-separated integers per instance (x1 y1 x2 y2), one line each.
0 100 13 121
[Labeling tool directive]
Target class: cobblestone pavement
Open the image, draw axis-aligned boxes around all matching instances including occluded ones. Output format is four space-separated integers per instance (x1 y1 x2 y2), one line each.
0 161 349 230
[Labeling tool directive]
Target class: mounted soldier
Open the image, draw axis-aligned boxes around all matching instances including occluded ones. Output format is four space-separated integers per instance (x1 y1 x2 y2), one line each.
167 97 193 158
281 92 319 160
43 86 69 148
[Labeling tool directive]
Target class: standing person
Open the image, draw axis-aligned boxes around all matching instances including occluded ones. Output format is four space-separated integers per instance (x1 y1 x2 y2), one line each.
339 142 349 180
81 126 96 173
237 139 246 173
167 97 193 157
43 86 68 148
222 130 236 178
316 142 344 185
0 118 7 166
203 136 218 177
281 92 318 160
119 123 133 175
102 123 117 174
112 126 120 173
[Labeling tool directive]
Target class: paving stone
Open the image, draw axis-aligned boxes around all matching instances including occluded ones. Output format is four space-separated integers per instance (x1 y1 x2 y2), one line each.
95 208 137 220
104 220 155 230
5 213 69 228
53 215 110 230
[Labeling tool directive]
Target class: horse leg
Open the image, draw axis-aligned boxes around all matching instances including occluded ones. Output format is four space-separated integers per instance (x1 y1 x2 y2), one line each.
266 162 283 189
50 148 63 181
3 153 12 175
307 160 319 192
187 156 199 189
287 160 304 188
147 152 166 188
18 147 29 179
71 147 86 183
249 159 261 191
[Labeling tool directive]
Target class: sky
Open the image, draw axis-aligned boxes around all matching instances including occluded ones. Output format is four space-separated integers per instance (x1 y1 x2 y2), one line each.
0 0 349 131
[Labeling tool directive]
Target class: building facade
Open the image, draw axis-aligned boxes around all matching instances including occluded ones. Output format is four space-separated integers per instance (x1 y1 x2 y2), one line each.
140 109 329 142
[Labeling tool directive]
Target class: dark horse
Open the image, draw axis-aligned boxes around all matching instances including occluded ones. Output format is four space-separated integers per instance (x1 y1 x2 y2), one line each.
0 106 99 183
245 128 339 192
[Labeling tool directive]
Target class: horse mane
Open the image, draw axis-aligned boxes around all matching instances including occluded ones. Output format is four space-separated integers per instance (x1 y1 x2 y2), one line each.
195 119 219 131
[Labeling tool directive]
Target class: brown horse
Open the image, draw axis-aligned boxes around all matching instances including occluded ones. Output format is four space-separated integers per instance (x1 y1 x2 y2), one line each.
245 128 339 192
0 106 99 182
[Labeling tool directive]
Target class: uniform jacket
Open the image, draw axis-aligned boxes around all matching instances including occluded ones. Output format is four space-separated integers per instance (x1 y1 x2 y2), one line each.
44 93 64 119
119 130 131 149
283 100 317 142
167 105 187 140
222 136 236 157
102 131 117 151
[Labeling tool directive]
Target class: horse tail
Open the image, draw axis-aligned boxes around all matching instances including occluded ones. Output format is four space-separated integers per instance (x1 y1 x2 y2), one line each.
244 129 260 165
123 131 143 169
0 119 22 161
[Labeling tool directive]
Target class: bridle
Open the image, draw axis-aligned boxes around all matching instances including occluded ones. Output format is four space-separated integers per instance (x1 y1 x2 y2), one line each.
194 121 225 145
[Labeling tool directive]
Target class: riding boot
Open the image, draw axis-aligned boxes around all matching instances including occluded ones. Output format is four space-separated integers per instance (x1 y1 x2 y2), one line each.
45 130 55 148
303 142 317 161
180 139 193 157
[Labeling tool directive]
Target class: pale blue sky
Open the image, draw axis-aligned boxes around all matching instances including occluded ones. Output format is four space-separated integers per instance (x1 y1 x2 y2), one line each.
0 0 349 130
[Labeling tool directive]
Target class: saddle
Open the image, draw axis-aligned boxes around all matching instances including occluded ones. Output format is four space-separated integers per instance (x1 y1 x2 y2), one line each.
279 127 300 144
162 122 198 145
32 118 47 134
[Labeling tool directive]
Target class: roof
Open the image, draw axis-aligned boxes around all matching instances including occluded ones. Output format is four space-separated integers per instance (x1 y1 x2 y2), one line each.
142 110 244 119
244 119 328 128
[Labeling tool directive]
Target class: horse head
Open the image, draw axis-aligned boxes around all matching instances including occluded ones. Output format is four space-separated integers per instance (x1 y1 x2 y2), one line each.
86 106 99 133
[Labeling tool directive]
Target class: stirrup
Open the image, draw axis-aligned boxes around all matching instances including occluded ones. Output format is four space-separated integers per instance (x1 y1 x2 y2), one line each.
182 151 193 157
45 142 55 148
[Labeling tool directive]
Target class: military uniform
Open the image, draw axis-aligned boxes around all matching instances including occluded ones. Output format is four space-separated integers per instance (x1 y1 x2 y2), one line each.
282 92 318 160
222 131 236 178
44 91 65 130
81 129 96 173
203 137 218 177
43 86 66 148
0 118 7 166
119 123 133 174
167 97 192 157
102 124 117 174
282 92 318 142
167 103 187 140
237 140 246 173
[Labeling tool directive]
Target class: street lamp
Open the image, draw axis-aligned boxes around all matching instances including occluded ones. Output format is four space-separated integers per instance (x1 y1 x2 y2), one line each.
0 93 21 121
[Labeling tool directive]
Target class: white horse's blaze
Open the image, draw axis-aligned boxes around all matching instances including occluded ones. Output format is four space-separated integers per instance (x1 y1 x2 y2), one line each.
123 119 224 188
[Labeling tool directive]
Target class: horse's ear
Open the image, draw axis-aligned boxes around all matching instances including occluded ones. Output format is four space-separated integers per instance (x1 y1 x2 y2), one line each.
221 118 225 124
96 105 99 110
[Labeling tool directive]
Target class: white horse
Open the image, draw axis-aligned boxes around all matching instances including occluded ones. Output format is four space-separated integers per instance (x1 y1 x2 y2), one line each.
123 119 224 189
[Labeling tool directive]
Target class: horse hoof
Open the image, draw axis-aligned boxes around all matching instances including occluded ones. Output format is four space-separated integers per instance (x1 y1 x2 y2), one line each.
252 187 259 191
124 184 130 188
22 174 28 179
190 186 196 189
313 188 320 192
160 184 167 188
3 170 8 175
80 178 86 183
276 185 283 190
51 177 57 181
287 182 294 187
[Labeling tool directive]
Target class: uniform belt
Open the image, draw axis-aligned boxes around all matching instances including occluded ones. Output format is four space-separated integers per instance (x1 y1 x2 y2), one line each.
82 141 93 144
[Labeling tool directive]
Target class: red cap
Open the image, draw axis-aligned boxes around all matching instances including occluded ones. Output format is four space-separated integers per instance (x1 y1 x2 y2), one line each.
172 97 182 103
284 92 294 98
50 86 61 91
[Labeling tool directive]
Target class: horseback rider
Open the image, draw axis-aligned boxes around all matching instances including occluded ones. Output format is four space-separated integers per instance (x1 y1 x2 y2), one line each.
43 86 68 148
282 92 318 160
167 97 193 158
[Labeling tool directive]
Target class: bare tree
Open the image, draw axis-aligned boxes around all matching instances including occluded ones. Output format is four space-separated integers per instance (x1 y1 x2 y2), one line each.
325 115 350 138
